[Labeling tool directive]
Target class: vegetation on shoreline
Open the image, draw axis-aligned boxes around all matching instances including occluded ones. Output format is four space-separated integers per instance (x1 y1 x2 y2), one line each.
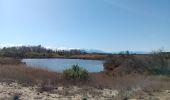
63 65 88 81
0 45 108 60
104 51 170 76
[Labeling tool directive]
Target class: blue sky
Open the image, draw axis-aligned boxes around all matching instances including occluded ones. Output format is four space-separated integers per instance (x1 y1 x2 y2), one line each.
0 0 170 52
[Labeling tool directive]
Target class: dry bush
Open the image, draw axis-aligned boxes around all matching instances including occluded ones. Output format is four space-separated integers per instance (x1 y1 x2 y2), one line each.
104 55 148 76
104 51 170 76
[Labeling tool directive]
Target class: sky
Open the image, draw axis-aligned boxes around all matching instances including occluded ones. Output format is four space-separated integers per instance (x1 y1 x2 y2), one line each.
0 0 170 52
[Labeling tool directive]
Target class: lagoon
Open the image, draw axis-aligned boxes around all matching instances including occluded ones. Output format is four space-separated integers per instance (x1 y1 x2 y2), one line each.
22 58 104 72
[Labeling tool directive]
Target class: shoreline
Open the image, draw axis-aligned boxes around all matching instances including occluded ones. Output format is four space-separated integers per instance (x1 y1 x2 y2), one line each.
21 57 105 61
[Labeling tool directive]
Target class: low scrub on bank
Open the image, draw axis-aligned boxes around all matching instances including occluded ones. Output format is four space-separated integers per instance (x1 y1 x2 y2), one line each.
104 51 170 76
63 65 89 81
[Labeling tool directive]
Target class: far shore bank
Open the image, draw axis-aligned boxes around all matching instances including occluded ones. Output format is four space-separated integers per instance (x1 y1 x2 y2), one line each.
21 57 105 61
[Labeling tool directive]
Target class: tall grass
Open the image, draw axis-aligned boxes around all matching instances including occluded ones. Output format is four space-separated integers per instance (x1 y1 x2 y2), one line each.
0 64 58 84
0 57 21 65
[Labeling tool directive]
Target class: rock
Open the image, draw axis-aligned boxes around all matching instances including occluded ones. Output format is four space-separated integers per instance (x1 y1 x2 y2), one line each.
111 90 119 96
74 94 82 100
87 93 92 98
102 89 118 97
58 87 64 91
50 94 60 98
165 90 170 93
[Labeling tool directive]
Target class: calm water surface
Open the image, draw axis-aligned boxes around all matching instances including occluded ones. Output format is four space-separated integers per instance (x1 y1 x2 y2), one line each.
22 58 104 72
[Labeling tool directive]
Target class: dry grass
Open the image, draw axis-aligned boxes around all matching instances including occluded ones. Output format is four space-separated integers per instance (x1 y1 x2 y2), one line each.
0 57 21 65
0 64 59 85
88 72 170 91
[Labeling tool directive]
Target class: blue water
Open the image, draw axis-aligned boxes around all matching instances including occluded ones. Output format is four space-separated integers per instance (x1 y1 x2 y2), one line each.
22 58 104 72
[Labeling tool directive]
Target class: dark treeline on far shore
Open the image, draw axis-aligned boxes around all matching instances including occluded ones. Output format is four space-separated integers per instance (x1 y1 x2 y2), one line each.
0 45 85 58
0 45 108 59
0 45 170 60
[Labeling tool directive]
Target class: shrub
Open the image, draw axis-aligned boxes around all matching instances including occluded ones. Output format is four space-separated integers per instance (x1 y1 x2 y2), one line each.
104 50 170 76
147 51 169 75
63 65 88 81
104 55 146 76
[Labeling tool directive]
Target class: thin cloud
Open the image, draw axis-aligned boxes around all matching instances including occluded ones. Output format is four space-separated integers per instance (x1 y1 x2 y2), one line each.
103 0 168 21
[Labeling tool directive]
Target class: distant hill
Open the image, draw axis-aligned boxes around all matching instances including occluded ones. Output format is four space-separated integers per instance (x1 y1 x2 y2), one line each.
80 49 109 54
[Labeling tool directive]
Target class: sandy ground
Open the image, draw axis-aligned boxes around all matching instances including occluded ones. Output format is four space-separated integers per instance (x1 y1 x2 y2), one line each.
0 82 118 100
0 82 170 100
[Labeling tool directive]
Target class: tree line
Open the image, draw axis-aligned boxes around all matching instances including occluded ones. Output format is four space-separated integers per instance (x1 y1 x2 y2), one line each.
0 45 86 58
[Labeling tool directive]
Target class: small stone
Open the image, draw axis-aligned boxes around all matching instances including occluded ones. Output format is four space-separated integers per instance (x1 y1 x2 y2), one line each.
58 87 63 91
165 90 170 93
